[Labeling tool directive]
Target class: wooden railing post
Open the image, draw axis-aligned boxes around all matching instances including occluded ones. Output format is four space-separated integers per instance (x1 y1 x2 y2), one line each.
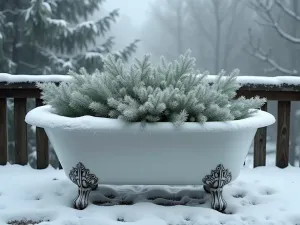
14 98 28 165
0 98 7 165
276 101 291 168
35 98 49 169
253 102 268 167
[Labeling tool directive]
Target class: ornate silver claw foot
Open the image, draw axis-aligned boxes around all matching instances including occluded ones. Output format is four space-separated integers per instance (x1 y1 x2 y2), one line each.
69 162 98 210
91 184 98 191
202 164 232 212
203 184 210 194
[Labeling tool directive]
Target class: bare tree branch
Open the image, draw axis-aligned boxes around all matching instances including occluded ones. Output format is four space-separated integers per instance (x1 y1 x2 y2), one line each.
19 60 38 69
275 0 300 22
249 0 275 23
246 28 298 75
252 0 300 44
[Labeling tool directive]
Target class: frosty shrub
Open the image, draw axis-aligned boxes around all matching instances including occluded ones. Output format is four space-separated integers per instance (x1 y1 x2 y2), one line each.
38 51 266 126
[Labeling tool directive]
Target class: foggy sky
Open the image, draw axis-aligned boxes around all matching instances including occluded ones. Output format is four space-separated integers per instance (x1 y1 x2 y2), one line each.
103 0 154 27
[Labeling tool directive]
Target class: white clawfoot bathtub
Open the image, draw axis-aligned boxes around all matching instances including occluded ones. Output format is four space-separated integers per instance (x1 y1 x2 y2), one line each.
25 105 275 211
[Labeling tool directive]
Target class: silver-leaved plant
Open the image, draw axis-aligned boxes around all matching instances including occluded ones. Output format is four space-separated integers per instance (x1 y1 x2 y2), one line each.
37 51 266 126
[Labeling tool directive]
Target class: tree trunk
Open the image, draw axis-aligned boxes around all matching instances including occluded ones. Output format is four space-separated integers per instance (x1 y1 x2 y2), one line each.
176 1 183 55
213 1 221 74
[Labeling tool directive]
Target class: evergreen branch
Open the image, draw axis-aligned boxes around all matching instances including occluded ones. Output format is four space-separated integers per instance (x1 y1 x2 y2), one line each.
114 39 140 62
1 9 23 15
95 9 119 36
53 0 104 22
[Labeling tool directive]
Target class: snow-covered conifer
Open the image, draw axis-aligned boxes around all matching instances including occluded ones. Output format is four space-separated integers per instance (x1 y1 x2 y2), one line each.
38 51 266 126
0 0 138 74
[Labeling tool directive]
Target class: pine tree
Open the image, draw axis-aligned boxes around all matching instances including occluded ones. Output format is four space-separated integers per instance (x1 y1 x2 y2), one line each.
0 0 138 168
0 0 139 75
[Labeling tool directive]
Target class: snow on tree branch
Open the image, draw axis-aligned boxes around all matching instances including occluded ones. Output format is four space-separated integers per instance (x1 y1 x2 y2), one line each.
24 1 120 54
275 0 300 22
0 0 138 75
246 29 298 75
52 0 104 23
251 0 300 44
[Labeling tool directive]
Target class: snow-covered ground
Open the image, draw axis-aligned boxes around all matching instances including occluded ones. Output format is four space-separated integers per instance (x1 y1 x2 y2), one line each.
0 165 300 225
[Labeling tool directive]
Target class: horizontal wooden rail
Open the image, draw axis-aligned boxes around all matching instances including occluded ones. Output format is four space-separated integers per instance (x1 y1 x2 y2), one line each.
0 80 300 169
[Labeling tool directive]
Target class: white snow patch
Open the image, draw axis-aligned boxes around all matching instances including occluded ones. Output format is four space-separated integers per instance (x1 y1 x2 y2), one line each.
46 18 68 27
76 21 98 33
6 22 13 28
42 2 52 13
84 52 103 59
0 73 71 83
16 43 23 48
25 105 275 132
62 61 74 69
25 6 33 21
1 73 300 86
0 165 299 225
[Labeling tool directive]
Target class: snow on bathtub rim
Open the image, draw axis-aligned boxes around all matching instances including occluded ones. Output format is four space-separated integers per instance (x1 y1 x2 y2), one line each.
1 73 300 86
25 105 275 132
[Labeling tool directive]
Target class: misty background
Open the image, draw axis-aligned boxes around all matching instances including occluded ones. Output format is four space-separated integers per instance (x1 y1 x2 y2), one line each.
1 0 300 167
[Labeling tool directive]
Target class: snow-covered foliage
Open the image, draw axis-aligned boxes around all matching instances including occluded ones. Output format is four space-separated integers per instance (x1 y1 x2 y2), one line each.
0 0 138 75
38 51 266 125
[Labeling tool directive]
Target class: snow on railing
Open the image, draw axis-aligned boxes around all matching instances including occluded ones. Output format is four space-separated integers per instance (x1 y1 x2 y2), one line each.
0 73 71 83
2 73 300 86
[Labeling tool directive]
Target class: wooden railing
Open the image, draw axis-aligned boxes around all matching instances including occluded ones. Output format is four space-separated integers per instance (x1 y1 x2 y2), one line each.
0 75 300 169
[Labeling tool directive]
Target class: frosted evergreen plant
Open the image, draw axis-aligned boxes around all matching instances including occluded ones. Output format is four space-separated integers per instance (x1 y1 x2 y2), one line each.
38 51 266 126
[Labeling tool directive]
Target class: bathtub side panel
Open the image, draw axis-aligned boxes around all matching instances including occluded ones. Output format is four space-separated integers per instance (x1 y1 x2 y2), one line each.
45 128 257 185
